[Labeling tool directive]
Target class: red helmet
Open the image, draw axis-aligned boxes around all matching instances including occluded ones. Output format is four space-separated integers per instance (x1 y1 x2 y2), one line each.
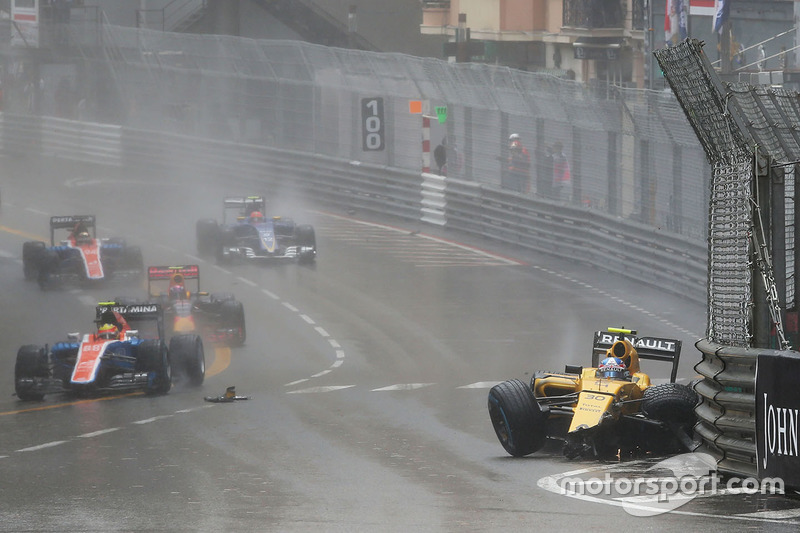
98 323 118 339
250 211 265 222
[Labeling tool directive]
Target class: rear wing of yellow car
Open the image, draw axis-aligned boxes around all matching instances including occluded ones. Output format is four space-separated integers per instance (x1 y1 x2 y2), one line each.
591 327 683 383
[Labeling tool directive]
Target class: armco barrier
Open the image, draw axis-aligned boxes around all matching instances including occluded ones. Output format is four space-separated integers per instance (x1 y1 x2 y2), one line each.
445 178 706 302
694 339 761 478
2 113 707 299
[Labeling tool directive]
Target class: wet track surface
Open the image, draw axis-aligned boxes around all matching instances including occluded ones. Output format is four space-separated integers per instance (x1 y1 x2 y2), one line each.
0 156 798 531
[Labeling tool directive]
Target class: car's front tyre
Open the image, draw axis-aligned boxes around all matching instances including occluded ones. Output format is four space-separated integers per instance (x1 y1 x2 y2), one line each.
488 379 548 457
139 340 172 395
15 345 49 401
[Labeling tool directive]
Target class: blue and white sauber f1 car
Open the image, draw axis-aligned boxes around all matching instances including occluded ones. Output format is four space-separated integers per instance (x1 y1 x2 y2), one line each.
195 196 316 264
22 215 144 289
14 302 205 401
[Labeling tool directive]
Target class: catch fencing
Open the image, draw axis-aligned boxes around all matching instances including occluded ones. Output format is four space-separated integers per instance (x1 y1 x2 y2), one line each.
655 39 800 482
0 24 711 245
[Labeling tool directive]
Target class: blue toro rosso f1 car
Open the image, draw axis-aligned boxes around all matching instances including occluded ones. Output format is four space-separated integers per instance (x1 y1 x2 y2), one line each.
22 215 144 289
14 302 205 401
147 264 246 346
195 196 316 264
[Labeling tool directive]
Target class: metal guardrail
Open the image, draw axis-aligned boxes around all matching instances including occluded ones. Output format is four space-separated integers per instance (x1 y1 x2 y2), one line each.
445 178 706 301
1 113 707 303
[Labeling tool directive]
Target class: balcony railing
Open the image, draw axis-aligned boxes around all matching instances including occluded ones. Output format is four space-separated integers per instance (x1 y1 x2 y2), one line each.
563 0 625 30
421 0 450 8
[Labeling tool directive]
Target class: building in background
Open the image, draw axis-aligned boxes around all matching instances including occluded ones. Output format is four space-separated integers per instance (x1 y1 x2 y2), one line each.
420 0 799 89
1 1 797 89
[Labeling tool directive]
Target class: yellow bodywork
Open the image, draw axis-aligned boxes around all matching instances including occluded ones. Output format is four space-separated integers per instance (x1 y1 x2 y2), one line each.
568 369 646 432
532 339 652 434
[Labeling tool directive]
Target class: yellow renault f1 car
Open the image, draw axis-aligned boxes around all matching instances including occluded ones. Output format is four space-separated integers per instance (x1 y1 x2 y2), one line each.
488 328 698 459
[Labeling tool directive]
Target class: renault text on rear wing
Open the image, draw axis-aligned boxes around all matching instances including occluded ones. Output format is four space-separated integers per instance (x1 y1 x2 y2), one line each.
591 328 683 383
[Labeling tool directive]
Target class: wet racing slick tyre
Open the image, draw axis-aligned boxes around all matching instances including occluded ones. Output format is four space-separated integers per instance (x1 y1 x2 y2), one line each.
296 224 316 264
36 249 61 290
196 219 220 256
641 383 699 454
220 299 246 346
169 334 205 387
488 379 548 457
15 345 49 401
22 241 46 281
138 340 172 395
641 383 698 425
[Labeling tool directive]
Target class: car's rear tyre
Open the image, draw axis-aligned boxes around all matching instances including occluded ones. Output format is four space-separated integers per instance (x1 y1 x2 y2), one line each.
139 340 172 395
641 383 698 424
196 219 220 256
22 241 46 281
220 300 246 346
15 345 49 401
36 249 61 290
488 379 548 457
169 334 205 387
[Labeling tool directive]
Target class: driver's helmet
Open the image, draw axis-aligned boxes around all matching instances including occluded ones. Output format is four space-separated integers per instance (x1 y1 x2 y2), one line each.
97 323 119 340
250 211 265 223
597 356 630 380
169 284 187 301
76 231 92 244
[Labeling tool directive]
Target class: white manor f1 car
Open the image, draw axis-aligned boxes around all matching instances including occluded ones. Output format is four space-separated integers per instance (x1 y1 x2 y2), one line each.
14 302 205 401
22 215 144 289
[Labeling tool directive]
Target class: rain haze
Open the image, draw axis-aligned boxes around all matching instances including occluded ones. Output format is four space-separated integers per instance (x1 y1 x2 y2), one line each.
0 1 798 531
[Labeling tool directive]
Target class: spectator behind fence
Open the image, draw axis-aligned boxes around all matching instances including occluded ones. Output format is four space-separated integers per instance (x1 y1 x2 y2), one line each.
433 137 447 176
506 133 531 193
552 141 571 201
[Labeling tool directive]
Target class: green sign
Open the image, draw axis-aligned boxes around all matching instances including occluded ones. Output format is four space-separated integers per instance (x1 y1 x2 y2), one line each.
435 105 447 124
